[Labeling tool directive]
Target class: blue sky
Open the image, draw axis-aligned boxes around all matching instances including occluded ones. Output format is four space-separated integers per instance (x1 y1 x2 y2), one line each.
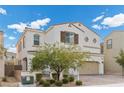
0 5 124 52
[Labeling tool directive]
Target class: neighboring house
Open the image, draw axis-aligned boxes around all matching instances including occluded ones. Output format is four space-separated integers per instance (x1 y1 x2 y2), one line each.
0 31 4 78
16 22 104 75
5 52 16 65
104 31 124 75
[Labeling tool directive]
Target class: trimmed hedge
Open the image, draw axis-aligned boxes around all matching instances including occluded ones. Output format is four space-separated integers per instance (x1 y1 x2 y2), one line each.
76 80 82 86
68 76 74 82
2 77 7 82
63 74 68 78
39 79 45 85
50 79 55 84
55 81 63 86
62 78 69 84
36 73 42 82
43 81 50 87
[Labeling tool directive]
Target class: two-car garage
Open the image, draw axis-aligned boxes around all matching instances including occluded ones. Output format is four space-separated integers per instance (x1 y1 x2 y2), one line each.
79 62 99 75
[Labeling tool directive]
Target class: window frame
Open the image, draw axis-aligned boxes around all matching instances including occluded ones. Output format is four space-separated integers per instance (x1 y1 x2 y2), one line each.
33 34 40 45
106 39 112 49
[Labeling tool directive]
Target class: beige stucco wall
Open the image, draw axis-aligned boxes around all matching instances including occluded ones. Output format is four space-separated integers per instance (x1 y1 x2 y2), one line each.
104 31 124 75
0 31 4 77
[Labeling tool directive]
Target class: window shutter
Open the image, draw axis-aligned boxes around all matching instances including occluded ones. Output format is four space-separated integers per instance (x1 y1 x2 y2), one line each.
61 31 66 42
74 34 79 44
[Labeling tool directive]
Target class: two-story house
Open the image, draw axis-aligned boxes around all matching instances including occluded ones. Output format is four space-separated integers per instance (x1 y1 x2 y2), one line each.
104 31 124 75
16 22 104 75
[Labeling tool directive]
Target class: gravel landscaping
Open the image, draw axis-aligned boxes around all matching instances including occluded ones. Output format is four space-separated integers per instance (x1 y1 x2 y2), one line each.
0 77 19 87
80 75 124 86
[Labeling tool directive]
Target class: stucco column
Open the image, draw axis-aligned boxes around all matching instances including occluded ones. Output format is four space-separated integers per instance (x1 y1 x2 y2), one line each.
0 56 5 78
99 61 104 75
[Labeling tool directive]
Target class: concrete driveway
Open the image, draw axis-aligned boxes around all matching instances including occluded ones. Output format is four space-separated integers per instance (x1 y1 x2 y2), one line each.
80 75 124 86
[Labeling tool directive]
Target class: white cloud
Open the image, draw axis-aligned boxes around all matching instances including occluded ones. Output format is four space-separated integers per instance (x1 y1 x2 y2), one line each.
0 8 7 15
8 18 51 32
102 13 124 27
30 18 51 29
8 22 27 32
92 24 102 30
92 24 108 30
92 15 104 22
4 34 8 38
8 36 16 40
7 47 16 53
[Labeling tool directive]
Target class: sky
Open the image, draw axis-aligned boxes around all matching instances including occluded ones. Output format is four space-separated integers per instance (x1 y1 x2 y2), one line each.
0 5 124 53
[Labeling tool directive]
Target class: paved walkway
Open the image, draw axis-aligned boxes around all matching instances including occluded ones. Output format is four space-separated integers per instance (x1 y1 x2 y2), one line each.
80 75 124 86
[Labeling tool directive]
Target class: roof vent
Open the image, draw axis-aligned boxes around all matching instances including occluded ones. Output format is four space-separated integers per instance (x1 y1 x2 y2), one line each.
78 23 81 26
68 24 72 27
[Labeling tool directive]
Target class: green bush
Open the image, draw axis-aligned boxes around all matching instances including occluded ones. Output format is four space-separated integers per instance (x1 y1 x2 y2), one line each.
2 77 7 82
76 80 82 86
62 78 69 84
55 81 63 86
52 73 58 80
36 73 42 82
46 79 50 83
43 81 50 87
63 74 68 78
68 76 74 82
50 79 55 84
39 79 44 85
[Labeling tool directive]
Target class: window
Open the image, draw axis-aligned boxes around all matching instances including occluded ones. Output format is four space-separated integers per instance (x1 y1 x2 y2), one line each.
65 32 75 44
106 39 112 49
61 31 78 44
84 37 89 42
34 34 40 45
93 38 97 43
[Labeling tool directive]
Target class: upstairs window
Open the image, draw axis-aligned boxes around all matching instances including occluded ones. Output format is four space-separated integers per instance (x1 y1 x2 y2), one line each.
106 39 112 49
65 32 75 44
61 31 78 44
34 34 40 45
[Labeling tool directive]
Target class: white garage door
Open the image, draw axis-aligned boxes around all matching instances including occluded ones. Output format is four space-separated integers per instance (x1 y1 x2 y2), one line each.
79 62 99 75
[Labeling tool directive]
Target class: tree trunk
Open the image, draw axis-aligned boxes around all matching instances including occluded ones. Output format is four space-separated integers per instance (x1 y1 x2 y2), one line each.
57 72 60 81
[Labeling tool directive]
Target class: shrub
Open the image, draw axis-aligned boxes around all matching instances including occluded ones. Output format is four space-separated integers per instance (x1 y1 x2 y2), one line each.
50 79 55 84
63 74 68 78
46 79 50 83
52 73 58 80
76 80 82 86
62 78 69 84
68 76 74 82
2 77 7 82
39 79 44 85
36 73 42 82
43 81 50 87
55 81 63 86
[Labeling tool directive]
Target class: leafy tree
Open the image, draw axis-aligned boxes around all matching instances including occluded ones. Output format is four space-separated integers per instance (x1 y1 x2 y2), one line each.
115 50 124 76
32 43 87 80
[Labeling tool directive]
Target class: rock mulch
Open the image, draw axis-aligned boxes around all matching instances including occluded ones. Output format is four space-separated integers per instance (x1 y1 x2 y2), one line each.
0 77 19 87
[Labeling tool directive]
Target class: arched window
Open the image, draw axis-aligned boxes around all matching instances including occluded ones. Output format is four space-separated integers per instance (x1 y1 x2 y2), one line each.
93 38 97 43
34 34 40 45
